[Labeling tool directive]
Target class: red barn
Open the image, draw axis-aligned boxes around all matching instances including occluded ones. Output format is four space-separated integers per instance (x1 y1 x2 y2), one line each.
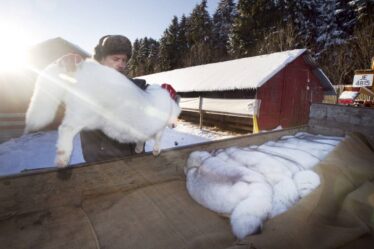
139 49 335 131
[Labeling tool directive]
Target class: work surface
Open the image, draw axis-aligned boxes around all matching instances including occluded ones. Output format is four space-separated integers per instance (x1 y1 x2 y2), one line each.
0 130 373 249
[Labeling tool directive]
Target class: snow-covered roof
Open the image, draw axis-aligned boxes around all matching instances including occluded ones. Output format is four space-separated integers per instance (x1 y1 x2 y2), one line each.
138 49 307 92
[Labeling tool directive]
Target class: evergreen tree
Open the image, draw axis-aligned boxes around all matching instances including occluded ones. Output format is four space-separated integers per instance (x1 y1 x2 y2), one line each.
281 0 318 50
281 0 367 57
228 0 261 58
158 16 180 71
131 0 372 83
335 0 356 36
145 38 160 74
212 0 236 61
127 37 160 76
158 36 171 71
177 15 189 68
185 0 214 66
136 37 150 75
127 39 140 77
318 0 373 84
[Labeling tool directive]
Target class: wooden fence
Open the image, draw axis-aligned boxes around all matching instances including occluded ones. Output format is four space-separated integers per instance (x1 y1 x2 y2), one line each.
0 113 25 143
179 97 257 133
180 111 253 133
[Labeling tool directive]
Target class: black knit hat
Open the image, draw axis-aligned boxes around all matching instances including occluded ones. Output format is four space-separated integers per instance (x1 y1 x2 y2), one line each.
93 35 132 61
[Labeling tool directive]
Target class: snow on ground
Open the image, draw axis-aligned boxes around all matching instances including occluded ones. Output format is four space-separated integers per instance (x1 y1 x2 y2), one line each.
0 131 84 175
0 120 242 176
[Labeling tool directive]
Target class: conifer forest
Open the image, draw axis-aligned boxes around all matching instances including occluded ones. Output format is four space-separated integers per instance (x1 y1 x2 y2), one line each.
126 0 373 86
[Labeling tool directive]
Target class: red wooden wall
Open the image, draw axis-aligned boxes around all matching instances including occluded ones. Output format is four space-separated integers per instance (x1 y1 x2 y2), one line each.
256 56 324 130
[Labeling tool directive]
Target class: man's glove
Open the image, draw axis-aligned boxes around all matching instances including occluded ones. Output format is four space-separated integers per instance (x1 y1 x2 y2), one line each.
56 53 84 72
161 83 177 101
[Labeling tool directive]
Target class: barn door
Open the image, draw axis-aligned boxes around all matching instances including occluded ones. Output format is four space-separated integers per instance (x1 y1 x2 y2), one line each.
280 69 310 127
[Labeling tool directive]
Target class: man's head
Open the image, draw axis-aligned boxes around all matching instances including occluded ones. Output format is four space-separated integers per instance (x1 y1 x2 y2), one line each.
93 35 132 72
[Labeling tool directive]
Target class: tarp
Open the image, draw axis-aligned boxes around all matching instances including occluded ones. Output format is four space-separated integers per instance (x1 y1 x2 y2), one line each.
0 133 373 249
229 133 374 249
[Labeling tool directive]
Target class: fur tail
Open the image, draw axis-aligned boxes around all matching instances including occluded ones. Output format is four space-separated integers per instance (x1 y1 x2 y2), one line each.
230 182 273 239
25 64 66 133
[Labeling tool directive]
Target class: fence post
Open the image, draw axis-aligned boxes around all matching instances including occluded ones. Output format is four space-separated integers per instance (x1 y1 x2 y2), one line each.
252 100 261 133
199 96 203 130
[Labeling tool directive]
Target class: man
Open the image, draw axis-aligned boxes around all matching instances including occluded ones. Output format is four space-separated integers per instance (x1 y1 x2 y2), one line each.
59 35 149 163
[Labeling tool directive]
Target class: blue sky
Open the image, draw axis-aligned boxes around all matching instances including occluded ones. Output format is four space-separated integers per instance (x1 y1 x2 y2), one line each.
0 0 222 54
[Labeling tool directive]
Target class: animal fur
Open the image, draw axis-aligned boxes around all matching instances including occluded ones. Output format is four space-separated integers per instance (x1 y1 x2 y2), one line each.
25 59 181 167
185 151 273 239
185 150 321 240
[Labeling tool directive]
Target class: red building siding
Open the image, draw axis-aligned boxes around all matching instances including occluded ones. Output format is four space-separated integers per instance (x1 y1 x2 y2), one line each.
257 56 324 130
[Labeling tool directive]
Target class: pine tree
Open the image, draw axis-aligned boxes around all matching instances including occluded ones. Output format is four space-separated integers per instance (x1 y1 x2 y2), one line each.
127 39 140 77
282 0 318 50
228 0 268 58
145 38 160 74
177 15 189 68
158 16 180 71
335 0 356 36
128 37 160 76
127 0 372 82
135 37 150 75
281 0 365 57
212 0 236 62
158 36 171 71
185 0 214 66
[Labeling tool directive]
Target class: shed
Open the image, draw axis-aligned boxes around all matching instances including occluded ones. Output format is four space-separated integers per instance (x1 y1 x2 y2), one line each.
138 49 335 131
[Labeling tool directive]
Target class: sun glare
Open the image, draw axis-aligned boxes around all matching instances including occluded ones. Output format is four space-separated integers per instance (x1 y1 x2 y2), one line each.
0 22 31 73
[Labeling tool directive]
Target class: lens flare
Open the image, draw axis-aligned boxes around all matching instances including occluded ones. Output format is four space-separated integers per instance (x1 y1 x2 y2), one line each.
0 22 31 72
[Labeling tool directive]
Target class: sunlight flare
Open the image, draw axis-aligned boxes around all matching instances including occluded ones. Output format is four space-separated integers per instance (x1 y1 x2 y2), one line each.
0 21 31 72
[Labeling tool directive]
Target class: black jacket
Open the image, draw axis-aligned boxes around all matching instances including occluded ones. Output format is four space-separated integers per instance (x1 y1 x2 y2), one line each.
80 78 148 163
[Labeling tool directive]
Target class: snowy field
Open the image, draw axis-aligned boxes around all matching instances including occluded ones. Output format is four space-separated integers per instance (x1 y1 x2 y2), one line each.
0 121 242 176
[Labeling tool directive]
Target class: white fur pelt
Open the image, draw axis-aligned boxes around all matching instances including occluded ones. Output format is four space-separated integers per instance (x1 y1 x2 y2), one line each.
185 151 273 239
185 149 321 240
25 59 181 167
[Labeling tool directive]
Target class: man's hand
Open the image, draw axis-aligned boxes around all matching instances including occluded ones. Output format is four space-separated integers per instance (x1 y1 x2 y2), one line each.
56 53 83 72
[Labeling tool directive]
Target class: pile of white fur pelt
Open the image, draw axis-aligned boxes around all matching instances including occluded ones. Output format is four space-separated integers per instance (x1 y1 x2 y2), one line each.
184 132 343 239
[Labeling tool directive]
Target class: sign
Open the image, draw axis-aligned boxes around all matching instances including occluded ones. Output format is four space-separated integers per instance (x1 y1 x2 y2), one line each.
352 73 373 87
